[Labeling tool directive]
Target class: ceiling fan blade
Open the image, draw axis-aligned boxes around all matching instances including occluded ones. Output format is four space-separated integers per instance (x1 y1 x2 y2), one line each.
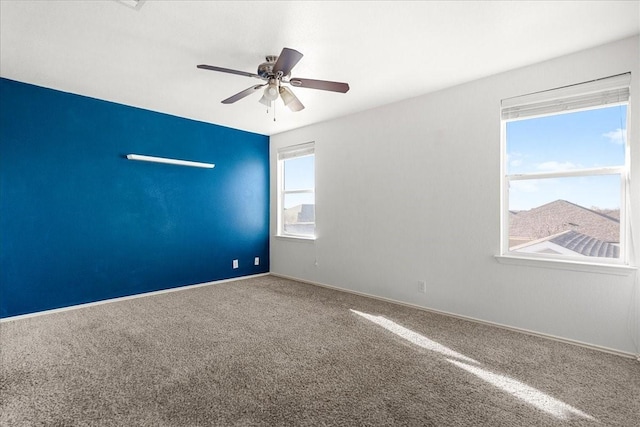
272 48 303 76
221 84 266 104
279 86 305 112
197 64 260 79
288 78 350 93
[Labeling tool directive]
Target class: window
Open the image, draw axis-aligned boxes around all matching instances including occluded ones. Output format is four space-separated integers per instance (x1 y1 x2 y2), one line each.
501 74 630 265
277 142 315 238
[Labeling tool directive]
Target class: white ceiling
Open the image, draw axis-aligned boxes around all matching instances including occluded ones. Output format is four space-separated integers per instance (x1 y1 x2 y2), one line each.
1 1 638 136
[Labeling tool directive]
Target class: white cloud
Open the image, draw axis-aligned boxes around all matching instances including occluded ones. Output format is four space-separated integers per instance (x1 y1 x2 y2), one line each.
536 161 577 172
507 152 525 169
602 128 627 144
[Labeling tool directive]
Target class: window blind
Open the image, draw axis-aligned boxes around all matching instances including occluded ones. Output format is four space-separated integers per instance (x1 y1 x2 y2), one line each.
501 73 630 120
278 142 315 160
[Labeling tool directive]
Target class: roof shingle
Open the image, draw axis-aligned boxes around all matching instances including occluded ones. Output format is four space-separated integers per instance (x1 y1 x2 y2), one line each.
549 230 620 258
509 200 619 243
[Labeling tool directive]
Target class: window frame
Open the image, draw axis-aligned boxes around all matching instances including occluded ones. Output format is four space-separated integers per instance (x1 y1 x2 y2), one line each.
499 74 632 268
277 142 316 240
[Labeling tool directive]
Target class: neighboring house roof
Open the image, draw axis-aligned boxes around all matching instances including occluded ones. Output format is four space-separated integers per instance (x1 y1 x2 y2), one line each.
549 230 620 258
283 204 315 224
511 230 620 258
509 200 619 243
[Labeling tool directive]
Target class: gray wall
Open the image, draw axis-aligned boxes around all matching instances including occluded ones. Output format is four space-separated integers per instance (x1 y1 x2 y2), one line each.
270 36 640 355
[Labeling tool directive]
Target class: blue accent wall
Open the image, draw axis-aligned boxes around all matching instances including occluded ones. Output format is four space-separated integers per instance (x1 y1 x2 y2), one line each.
0 78 269 318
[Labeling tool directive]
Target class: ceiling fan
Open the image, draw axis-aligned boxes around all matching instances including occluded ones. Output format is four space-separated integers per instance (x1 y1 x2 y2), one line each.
197 48 349 112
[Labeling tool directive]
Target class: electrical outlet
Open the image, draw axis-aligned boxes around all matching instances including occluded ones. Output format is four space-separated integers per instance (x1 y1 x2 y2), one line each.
254 257 260 266
232 259 238 269
418 280 427 294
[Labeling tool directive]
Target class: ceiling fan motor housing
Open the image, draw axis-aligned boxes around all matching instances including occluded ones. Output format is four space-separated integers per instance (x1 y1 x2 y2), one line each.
258 55 290 79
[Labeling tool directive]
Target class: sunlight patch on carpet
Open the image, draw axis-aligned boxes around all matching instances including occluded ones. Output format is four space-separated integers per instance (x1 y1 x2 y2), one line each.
350 309 478 364
351 309 595 421
448 359 594 420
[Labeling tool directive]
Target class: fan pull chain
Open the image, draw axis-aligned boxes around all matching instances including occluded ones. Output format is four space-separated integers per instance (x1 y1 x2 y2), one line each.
266 101 277 121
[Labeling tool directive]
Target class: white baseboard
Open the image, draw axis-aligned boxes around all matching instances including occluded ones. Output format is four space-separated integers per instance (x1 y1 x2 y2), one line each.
0 273 270 323
4 271 637 360
269 273 639 360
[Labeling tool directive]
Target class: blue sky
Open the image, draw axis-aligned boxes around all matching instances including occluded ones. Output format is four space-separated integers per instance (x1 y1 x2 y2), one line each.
283 154 315 209
507 105 627 211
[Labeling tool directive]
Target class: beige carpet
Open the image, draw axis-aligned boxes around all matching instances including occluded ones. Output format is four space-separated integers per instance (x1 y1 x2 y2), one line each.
1 275 639 426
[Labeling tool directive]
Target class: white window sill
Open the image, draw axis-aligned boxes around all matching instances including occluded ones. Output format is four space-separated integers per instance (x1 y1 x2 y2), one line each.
274 234 316 242
495 255 636 276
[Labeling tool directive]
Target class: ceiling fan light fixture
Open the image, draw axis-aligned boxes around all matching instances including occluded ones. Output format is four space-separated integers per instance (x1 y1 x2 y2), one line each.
262 80 279 102
280 86 305 112
258 94 272 107
287 98 305 112
279 86 296 106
